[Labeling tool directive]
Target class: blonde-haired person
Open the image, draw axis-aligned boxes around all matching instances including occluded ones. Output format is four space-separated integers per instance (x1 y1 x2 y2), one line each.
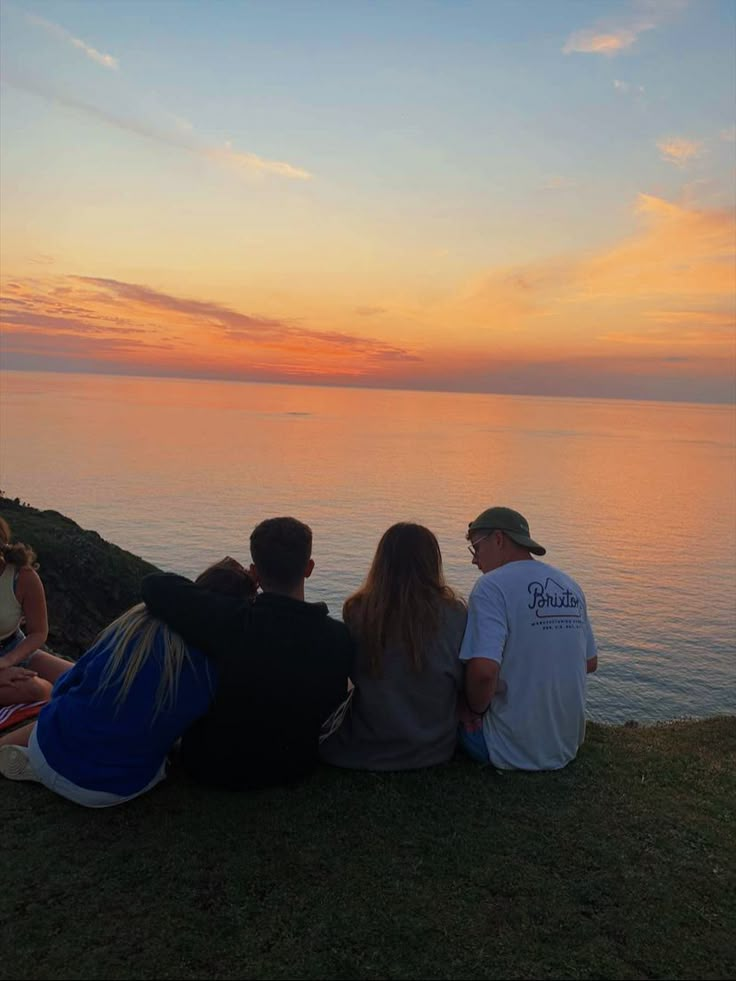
320 523 467 771
0 517 72 706
0 558 256 807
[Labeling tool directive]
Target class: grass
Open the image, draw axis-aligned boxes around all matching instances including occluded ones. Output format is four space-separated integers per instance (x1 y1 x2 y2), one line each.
2 717 735 981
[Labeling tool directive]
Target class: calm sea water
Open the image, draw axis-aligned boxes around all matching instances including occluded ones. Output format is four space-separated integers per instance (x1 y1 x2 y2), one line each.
1 369 734 724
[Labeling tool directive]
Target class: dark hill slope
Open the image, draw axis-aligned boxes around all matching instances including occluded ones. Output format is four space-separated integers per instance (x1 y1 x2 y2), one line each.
0 495 161 659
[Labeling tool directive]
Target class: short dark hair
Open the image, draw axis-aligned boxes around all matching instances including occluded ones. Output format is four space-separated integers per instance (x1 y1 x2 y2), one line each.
195 557 257 599
250 517 312 591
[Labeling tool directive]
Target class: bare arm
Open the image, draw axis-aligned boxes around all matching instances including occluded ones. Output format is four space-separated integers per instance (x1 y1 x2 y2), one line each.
0 568 48 669
583 605 597 675
464 657 501 715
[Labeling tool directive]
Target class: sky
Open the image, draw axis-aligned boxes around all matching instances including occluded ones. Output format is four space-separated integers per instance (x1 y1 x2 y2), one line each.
0 0 734 403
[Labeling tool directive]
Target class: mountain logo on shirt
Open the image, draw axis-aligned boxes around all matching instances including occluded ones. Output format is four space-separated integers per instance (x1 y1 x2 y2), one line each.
528 578 583 620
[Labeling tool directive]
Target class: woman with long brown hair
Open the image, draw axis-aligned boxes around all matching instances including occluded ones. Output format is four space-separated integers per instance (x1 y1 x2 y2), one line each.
320 522 467 770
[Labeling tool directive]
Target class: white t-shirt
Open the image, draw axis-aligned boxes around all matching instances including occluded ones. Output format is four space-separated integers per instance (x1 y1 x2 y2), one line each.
460 559 597 770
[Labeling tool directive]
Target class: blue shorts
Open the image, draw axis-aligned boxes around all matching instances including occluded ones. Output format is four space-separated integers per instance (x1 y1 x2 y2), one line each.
0 630 37 669
458 724 491 764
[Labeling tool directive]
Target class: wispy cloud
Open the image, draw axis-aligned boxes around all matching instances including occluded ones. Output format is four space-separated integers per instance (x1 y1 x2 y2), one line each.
564 28 640 56
410 190 733 400
613 78 645 94
2 202 732 399
539 176 576 191
26 13 119 70
0 275 419 381
581 192 734 304
563 0 686 56
71 277 413 358
450 191 735 353
0 72 312 181
642 309 735 328
205 146 311 181
720 126 736 143
657 136 703 166
355 306 387 317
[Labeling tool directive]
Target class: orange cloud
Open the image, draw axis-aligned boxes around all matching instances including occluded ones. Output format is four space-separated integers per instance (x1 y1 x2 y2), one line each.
657 137 703 166
579 194 734 302
1 193 733 402
563 29 638 55
563 1 686 57
429 192 735 376
205 146 311 181
0 276 420 382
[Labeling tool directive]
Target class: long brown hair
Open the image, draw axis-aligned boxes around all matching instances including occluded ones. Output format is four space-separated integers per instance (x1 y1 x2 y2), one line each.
0 517 37 569
343 523 459 677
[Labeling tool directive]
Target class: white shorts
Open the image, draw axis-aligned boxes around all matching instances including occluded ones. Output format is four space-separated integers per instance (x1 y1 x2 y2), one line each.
27 725 167 808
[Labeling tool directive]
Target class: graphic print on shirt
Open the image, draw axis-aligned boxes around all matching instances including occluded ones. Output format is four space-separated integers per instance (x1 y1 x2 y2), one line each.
527 578 584 631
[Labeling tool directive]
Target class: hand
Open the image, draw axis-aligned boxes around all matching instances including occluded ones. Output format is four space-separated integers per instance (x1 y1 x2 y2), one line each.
457 698 484 733
0 665 38 685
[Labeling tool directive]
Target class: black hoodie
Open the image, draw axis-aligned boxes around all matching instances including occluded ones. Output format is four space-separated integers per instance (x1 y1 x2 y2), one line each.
141 574 354 790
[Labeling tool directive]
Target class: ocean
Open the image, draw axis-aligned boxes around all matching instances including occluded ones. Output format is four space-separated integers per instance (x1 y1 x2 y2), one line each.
1 369 734 724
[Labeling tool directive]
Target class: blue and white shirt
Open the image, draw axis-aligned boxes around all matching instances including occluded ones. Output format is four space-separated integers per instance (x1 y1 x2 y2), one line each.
460 559 596 770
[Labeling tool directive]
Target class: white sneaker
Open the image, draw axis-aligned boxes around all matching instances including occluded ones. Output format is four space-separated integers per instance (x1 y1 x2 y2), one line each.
0 745 41 782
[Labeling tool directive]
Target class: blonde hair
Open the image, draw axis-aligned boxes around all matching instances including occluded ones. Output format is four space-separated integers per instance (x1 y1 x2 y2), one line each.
95 559 254 718
97 603 199 719
344 522 460 678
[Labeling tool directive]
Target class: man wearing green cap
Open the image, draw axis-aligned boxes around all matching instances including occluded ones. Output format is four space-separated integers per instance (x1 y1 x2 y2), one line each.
459 507 597 771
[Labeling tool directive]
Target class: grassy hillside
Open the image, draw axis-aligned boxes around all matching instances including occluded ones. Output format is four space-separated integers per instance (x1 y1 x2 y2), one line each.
2 717 734 981
0 495 733 979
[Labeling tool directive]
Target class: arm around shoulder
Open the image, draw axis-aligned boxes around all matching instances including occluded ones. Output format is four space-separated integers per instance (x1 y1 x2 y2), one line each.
141 572 239 656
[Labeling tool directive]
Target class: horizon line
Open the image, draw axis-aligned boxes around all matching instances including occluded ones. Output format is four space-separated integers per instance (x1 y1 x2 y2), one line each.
1 363 733 409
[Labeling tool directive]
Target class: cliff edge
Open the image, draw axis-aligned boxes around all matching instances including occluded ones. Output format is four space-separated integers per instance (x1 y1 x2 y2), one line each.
0 494 161 659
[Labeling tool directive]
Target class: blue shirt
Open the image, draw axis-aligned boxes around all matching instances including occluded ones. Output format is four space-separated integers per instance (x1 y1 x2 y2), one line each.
36 625 215 795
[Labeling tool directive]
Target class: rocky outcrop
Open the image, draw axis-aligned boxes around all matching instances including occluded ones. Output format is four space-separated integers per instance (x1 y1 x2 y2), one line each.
0 495 162 660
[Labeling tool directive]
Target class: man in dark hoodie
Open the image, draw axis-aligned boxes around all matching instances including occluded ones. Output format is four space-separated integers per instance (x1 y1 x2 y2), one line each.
141 517 353 790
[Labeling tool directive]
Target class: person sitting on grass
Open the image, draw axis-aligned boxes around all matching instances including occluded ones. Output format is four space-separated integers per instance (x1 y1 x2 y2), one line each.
0 558 256 807
0 517 73 706
459 507 598 771
320 522 467 771
141 516 354 791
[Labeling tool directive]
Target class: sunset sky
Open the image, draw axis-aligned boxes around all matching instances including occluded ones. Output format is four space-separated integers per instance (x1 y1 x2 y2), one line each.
1 0 734 403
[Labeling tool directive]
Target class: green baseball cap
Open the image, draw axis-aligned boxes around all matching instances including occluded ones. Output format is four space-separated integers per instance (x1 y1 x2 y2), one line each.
467 506 546 556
